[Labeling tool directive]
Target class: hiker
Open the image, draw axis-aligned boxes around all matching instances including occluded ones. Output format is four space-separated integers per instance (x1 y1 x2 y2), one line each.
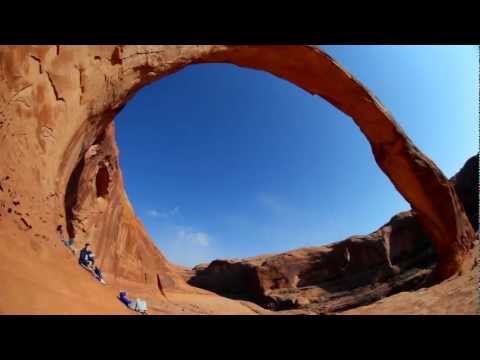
57 225 76 254
79 243 94 269
119 291 148 314
78 243 106 284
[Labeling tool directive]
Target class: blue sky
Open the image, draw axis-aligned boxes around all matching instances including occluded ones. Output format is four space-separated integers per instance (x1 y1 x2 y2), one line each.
115 45 478 267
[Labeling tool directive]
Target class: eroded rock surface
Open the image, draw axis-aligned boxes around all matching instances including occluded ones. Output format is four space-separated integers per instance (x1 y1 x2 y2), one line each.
188 211 436 313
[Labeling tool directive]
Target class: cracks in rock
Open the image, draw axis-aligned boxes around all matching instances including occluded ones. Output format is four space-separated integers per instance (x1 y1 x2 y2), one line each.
56 45 60 56
120 50 165 62
78 67 84 94
20 217 32 230
30 55 43 74
46 71 65 103
77 66 85 104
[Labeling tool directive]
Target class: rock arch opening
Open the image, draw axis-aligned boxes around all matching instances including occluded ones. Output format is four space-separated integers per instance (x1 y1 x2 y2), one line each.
60 45 473 285
101 45 473 281
113 62 417 272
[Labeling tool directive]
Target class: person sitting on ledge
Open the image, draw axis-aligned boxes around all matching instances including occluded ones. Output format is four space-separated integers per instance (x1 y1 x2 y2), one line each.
79 243 94 269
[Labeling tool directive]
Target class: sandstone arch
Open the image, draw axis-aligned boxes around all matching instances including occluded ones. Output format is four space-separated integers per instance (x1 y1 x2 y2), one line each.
0 45 474 288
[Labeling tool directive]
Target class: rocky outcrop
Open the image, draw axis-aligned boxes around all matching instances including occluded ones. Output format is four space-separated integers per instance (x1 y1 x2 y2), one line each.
342 241 479 315
189 210 436 312
62 122 184 289
0 46 474 313
450 154 478 232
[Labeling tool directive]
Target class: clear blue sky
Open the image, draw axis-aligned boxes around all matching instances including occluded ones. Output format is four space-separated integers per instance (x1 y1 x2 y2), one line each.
115 45 478 267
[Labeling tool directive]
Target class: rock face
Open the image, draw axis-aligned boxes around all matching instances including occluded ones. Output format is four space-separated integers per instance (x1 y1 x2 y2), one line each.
63 122 184 289
188 154 479 313
0 46 475 312
343 241 479 315
189 211 436 312
450 154 478 232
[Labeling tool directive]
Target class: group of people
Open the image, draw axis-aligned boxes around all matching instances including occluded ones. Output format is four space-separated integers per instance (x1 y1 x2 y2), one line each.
57 224 147 314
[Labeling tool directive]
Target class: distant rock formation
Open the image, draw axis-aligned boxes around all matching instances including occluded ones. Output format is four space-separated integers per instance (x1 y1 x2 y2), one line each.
188 211 435 313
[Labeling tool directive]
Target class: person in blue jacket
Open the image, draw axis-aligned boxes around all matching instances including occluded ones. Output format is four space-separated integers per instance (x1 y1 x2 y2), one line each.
79 243 94 268
119 291 132 307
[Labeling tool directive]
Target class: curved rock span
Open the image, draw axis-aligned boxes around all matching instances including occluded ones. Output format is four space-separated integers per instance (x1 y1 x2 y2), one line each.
0 46 475 313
